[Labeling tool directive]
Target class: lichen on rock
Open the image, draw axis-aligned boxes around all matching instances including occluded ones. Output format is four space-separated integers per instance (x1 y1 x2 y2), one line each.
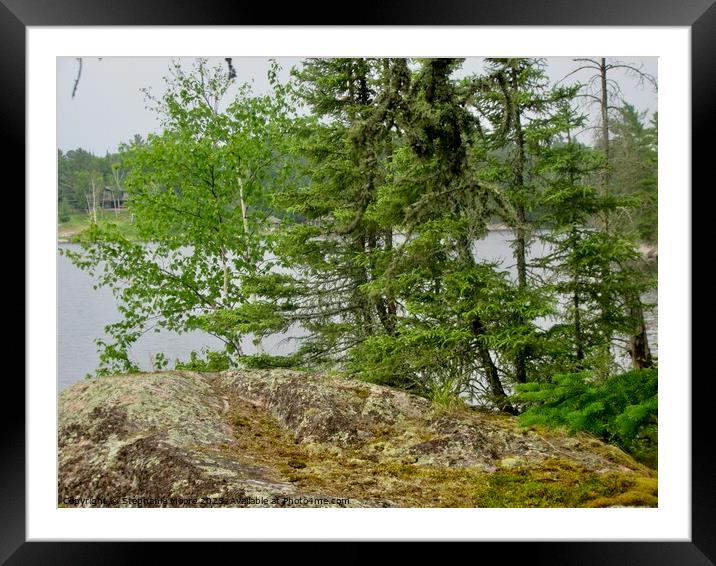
58 369 657 508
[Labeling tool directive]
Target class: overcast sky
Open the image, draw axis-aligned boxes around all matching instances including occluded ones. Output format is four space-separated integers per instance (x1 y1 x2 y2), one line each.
57 56 657 155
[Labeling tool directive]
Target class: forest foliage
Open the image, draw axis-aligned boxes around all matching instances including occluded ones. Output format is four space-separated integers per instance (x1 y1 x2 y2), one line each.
60 57 658 464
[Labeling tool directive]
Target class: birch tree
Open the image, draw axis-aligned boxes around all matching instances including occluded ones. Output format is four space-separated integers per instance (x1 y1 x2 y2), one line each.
62 59 296 374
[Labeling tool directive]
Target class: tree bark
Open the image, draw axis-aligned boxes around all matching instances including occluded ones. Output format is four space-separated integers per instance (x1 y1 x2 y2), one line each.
87 178 98 224
628 293 654 370
458 235 515 413
510 64 529 384
383 229 397 335
471 315 516 415
600 58 611 234
574 287 584 362
237 176 250 261
221 247 229 302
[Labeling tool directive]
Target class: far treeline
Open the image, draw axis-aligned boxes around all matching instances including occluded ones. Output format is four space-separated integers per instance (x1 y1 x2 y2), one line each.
60 58 659 466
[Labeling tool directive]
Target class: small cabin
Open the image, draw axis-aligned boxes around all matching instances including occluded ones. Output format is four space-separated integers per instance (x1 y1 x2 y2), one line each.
102 187 128 209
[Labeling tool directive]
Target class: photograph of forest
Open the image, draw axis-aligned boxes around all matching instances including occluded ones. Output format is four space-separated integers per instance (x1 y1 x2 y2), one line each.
57 56 658 508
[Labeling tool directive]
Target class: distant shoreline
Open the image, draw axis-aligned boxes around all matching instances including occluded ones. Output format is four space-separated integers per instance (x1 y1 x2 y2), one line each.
58 220 657 263
486 223 510 231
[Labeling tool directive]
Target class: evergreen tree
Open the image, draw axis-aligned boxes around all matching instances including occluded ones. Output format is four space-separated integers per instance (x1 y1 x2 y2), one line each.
60 56 658 419
536 103 655 374
560 58 657 369
609 104 658 244
274 58 405 364
352 58 521 411
469 58 580 384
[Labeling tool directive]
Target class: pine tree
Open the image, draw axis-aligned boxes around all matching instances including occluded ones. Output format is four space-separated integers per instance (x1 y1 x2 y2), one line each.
273 58 405 363
561 58 657 369
469 58 580 384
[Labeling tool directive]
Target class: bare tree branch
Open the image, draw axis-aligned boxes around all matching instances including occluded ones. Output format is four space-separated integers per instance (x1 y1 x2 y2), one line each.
555 64 599 84
606 63 658 91
71 58 83 99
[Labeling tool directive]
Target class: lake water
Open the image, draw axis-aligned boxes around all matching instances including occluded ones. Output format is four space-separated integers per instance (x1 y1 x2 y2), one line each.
58 231 657 391
58 245 304 390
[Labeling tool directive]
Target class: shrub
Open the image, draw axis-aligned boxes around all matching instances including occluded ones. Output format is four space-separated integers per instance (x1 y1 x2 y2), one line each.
175 350 232 372
238 353 300 369
58 198 72 223
514 368 657 467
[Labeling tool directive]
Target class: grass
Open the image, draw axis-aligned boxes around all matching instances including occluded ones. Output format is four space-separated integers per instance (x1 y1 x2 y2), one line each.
58 209 138 241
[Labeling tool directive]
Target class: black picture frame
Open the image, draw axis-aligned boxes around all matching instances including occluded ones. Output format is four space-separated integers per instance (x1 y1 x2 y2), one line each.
8 0 707 563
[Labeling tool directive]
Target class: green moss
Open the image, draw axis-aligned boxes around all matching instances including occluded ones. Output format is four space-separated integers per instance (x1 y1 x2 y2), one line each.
585 476 658 508
207 375 658 507
231 414 251 428
352 387 371 400
473 459 657 508
587 437 646 469
287 458 308 469
62 371 657 508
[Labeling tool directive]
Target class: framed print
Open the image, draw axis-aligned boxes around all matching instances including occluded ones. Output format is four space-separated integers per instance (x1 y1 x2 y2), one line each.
8 0 708 563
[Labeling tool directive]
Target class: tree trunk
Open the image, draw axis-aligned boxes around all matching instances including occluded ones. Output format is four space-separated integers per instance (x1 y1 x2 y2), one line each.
221 247 229 302
567 162 585 364
471 315 516 414
237 176 250 261
597 59 654 369
112 170 121 217
458 235 515 413
574 288 584 362
354 233 374 336
84 192 91 220
598 59 614 348
513 209 529 384
510 64 528 384
383 229 397 335
373 230 397 335
88 178 98 224
600 58 611 234
628 293 654 369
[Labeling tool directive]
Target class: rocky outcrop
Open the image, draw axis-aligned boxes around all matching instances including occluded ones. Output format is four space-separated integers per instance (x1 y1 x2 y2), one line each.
639 243 658 263
58 369 658 508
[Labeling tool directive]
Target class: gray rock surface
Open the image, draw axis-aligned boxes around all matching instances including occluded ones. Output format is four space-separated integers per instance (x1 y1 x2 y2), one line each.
58 369 657 508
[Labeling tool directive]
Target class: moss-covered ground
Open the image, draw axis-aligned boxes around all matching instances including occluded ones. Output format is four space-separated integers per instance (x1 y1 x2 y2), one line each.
218 384 657 508
59 371 657 508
